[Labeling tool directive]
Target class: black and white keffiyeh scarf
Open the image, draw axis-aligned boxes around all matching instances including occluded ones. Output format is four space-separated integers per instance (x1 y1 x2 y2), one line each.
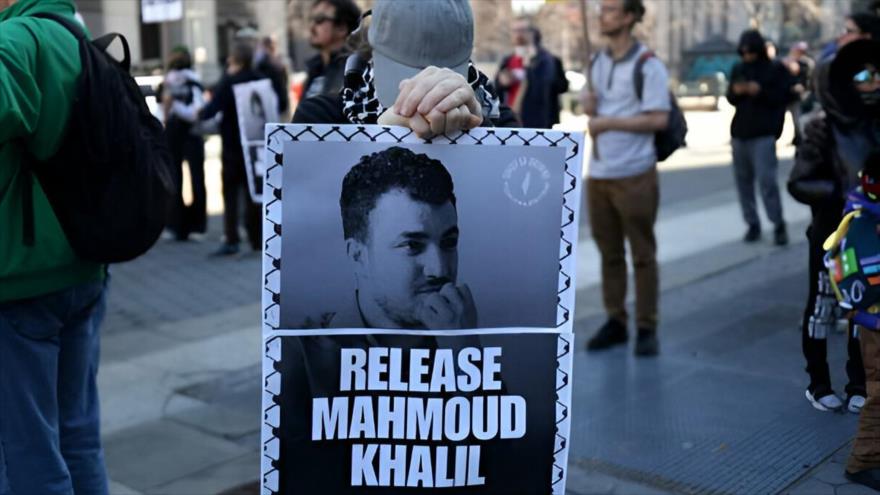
342 60 501 125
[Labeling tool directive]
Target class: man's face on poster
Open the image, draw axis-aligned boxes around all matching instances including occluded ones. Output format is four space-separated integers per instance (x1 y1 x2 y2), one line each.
350 189 459 328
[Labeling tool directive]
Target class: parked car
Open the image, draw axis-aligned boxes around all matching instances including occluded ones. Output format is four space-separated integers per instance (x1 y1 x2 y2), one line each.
676 37 739 111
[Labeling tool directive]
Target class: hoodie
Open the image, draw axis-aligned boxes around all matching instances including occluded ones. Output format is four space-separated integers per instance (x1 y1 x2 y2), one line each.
726 30 795 139
0 0 104 302
788 39 880 206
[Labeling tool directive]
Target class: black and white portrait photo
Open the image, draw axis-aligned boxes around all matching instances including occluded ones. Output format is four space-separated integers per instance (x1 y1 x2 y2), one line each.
234 78 279 202
260 124 584 495
278 140 569 331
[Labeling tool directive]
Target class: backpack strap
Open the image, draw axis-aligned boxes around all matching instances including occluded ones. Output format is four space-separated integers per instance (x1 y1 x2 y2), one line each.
15 20 41 247
31 12 132 72
633 50 655 101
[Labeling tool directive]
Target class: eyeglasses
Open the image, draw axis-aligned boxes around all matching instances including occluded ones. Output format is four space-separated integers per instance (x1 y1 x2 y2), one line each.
309 14 335 25
854 68 880 84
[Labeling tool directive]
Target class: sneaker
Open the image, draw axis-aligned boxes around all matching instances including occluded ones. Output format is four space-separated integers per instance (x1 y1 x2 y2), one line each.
210 243 240 257
743 225 761 243
805 387 843 412
846 469 880 490
586 319 627 351
774 223 788 246
634 328 659 357
847 394 866 414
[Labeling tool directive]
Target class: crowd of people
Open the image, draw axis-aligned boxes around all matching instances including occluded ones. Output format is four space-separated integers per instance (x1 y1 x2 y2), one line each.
3 0 880 493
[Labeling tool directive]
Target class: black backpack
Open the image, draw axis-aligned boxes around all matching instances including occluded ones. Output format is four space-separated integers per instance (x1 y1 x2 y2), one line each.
21 13 172 263
633 51 687 162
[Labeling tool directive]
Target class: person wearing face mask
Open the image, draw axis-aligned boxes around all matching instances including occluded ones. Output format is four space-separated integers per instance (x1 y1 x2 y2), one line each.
788 39 880 428
494 18 568 129
292 0 518 137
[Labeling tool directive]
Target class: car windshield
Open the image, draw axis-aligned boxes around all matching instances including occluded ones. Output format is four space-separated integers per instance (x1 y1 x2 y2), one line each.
686 54 739 81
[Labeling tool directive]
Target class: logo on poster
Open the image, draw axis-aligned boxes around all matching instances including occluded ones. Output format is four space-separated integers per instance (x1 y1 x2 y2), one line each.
503 156 550 207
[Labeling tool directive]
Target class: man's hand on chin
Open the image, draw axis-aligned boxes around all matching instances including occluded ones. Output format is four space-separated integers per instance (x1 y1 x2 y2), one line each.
415 283 478 330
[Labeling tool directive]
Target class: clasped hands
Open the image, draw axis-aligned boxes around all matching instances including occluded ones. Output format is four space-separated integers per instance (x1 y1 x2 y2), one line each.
378 66 483 138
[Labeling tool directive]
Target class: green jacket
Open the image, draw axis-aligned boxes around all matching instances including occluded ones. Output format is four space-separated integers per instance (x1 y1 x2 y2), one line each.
0 0 103 302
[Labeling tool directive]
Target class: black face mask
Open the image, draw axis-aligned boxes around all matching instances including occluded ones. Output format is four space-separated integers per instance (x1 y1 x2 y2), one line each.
860 89 880 107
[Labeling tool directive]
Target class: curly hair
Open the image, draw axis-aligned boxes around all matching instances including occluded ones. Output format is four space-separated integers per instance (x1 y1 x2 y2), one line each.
623 0 646 25
340 146 456 241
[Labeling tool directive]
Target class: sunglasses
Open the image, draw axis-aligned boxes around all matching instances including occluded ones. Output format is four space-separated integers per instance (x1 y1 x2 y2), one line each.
309 14 335 25
854 68 880 84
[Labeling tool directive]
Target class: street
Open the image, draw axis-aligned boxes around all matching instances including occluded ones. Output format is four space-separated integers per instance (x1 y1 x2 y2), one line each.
97 107 873 494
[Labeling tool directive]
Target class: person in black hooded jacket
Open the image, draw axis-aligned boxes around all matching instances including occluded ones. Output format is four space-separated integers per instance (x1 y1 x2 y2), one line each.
199 42 266 256
727 29 797 246
788 37 880 488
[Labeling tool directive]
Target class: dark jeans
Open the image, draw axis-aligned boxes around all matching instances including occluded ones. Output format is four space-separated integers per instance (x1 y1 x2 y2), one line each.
801 204 865 395
222 152 261 250
732 136 785 229
0 278 109 495
168 131 207 238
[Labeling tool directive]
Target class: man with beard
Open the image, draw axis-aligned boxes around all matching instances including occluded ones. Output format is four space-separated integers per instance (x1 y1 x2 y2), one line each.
579 0 670 356
302 0 360 100
494 18 568 129
302 146 477 330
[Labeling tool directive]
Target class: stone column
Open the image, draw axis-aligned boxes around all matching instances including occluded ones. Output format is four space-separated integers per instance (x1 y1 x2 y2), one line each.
101 0 143 64
183 0 221 82
253 0 291 64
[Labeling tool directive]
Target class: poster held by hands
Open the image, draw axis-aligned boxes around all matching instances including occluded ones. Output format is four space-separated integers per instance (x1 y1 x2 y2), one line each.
234 79 279 203
261 125 584 494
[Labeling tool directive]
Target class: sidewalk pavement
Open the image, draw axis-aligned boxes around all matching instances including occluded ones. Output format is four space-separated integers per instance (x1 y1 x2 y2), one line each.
100 212 877 495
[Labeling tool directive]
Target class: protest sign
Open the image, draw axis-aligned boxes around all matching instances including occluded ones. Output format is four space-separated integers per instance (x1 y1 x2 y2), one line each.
261 125 584 494
234 79 279 203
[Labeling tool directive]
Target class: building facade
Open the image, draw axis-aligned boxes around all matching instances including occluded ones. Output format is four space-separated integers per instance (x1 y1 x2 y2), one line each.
74 0 859 85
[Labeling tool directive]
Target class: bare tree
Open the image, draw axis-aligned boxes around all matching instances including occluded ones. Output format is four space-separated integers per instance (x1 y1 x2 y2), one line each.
742 0 823 45
471 0 514 64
